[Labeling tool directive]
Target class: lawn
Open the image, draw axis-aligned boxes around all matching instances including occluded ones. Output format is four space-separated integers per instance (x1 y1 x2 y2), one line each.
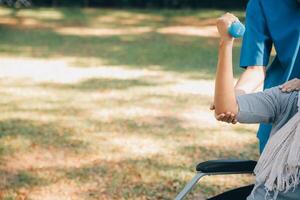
0 7 259 200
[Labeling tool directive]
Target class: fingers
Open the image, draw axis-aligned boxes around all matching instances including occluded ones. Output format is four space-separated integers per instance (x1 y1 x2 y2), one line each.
226 112 236 123
217 13 238 28
211 101 237 124
224 12 239 22
218 112 234 123
215 112 237 124
216 12 239 40
222 112 231 122
220 12 239 24
216 113 225 120
280 78 300 93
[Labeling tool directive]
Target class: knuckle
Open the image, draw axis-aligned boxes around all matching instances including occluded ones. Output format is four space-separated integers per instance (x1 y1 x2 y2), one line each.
217 19 225 25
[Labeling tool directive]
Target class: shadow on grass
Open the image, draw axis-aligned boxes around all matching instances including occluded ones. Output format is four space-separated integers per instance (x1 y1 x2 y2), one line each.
0 119 88 154
179 140 259 162
41 78 157 92
60 158 191 200
0 116 258 199
57 139 256 200
0 118 89 191
89 116 189 139
0 169 49 190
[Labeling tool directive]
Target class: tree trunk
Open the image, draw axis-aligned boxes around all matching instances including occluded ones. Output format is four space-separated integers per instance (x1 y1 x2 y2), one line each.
52 0 57 7
83 0 89 7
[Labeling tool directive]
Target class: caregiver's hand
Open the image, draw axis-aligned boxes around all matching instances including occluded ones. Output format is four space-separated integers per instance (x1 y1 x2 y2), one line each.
210 103 237 124
279 78 300 93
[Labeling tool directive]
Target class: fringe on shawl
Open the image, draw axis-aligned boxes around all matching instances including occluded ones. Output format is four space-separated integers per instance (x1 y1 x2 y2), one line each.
252 111 300 200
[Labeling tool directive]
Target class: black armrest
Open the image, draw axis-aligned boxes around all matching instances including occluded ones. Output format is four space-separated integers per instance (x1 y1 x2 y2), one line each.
196 159 257 174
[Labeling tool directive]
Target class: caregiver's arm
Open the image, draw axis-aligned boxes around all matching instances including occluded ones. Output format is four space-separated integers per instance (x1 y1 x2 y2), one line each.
235 66 266 95
214 14 239 115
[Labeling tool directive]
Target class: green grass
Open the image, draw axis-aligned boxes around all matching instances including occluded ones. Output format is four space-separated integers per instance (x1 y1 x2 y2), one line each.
0 7 258 200
0 6 244 79
0 28 243 79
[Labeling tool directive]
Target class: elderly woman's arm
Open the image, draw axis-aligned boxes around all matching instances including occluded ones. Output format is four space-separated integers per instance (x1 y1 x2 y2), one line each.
213 13 283 124
214 13 239 115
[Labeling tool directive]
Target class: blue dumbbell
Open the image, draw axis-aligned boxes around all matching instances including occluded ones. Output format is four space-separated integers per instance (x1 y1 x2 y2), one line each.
228 21 245 38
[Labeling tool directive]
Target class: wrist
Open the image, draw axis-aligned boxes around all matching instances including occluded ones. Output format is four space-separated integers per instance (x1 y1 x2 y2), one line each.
219 38 234 46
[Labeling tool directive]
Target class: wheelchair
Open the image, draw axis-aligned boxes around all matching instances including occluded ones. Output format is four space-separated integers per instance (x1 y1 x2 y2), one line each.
175 159 257 200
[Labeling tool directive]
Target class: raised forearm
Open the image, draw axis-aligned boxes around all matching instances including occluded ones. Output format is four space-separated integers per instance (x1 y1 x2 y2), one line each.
214 40 238 115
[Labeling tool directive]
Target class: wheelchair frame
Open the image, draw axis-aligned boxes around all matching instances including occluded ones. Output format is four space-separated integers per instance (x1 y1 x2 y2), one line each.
174 159 257 200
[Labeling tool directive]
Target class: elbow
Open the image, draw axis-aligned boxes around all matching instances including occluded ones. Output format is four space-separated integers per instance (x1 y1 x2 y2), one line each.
214 110 238 117
214 104 239 116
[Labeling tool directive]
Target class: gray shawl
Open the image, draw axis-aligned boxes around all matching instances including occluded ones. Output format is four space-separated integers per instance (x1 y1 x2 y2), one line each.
252 92 300 199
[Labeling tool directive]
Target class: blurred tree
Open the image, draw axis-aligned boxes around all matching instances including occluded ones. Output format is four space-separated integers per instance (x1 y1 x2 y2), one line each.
6 0 248 9
0 0 31 7
52 0 57 7
83 0 89 7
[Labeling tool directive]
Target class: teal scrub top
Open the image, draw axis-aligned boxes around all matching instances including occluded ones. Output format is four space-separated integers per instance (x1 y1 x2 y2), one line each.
240 0 300 152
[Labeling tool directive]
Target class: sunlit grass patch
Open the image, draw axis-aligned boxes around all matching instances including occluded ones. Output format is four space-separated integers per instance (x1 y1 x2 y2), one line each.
14 9 63 20
0 27 243 79
0 7 259 200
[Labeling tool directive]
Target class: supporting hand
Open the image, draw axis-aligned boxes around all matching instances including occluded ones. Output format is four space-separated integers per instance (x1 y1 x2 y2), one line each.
279 78 300 93
210 103 237 124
